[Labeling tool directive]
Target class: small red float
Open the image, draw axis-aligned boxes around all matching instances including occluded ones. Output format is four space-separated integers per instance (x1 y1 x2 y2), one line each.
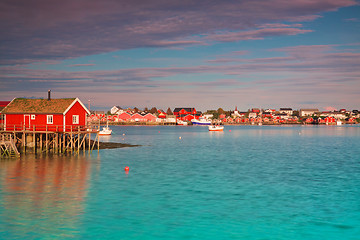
124 166 129 171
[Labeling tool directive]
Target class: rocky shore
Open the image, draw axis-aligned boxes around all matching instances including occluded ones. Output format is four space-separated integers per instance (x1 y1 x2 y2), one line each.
90 140 140 149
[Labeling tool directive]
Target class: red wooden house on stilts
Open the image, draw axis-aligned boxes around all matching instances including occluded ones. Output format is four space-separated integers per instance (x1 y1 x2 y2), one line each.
1 97 90 132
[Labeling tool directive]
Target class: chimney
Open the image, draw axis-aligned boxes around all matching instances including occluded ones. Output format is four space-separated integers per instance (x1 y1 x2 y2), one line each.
48 90 51 100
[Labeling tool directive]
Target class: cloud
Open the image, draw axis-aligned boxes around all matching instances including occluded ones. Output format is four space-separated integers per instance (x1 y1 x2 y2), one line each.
344 18 359 22
205 28 313 42
0 0 357 65
69 64 96 67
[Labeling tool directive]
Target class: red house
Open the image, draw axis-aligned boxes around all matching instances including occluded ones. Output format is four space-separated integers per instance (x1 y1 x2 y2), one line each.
118 112 131 122
130 113 144 122
173 108 200 121
1 98 90 132
157 109 166 119
143 113 157 122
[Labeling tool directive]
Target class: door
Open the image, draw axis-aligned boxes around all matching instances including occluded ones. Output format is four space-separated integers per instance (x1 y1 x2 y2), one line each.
24 114 31 130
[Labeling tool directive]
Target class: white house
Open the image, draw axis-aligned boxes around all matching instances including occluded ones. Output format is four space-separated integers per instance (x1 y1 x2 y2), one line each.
300 109 319 117
111 106 124 115
279 108 293 116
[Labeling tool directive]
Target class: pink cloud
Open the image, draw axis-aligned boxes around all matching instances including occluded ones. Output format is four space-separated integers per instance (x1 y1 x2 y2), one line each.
324 106 337 111
206 28 313 42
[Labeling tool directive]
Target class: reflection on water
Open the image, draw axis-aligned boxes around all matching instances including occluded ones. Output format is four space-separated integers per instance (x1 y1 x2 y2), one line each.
0 154 94 239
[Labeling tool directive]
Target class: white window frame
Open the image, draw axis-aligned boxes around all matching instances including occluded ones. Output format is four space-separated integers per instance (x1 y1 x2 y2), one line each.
31 114 35 120
47 115 53 124
72 115 79 124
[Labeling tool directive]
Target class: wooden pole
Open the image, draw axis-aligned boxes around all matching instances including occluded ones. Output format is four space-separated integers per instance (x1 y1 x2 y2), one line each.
40 133 42 152
22 131 25 153
88 133 91 151
63 133 65 152
46 125 48 152
70 126 73 153
33 126 35 153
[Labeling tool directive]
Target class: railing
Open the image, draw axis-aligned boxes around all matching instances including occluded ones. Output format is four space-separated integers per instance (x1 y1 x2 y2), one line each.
0 124 100 132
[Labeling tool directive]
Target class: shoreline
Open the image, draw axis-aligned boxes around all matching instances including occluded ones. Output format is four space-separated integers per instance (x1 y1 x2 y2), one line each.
90 140 140 149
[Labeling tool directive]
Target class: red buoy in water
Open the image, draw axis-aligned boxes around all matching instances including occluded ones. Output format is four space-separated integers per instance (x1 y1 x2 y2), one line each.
124 166 129 171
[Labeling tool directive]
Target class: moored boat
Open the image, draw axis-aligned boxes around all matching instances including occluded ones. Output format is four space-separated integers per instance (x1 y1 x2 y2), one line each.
177 120 188 126
99 126 112 135
191 118 212 125
99 120 112 135
208 125 224 131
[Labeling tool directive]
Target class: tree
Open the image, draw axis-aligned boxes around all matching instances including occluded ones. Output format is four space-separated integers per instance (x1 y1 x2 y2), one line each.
217 108 225 115
166 107 173 115
292 110 299 117
144 107 149 112
150 107 158 114
134 107 139 113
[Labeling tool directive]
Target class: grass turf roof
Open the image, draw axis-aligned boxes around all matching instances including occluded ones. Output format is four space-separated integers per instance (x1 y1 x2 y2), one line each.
1 98 76 114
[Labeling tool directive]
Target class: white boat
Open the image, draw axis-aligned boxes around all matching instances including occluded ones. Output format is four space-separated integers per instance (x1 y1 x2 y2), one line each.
191 118 212 125
336 120 342 126
99 121 112 135
208 125 224 131
177 120 188 126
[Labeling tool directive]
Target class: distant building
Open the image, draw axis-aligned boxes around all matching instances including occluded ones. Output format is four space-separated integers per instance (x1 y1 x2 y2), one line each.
320 111 346 119
300 109 319 117
248 112 257 118
173 108 201 121
111 106 124 115
279 108 293 115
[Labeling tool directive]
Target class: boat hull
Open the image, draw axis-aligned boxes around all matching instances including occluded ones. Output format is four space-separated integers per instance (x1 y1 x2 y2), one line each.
191 119 211 125
208 126 224 131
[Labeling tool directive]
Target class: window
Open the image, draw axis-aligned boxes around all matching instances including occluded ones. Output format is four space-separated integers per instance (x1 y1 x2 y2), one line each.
31 115 35 120
47 115 53 124
72 115 79 124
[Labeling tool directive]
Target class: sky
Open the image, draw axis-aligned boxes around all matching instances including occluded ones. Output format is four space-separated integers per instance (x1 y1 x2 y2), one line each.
1 0 359 112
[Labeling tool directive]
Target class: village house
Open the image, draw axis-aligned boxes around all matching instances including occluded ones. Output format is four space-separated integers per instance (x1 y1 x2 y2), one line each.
157 109 166 119
173 107 201 121
264 109 276 113
320 111 346 119
300 109 319 117
248 112 257 118
1 96 90 132
279 108 293 116
111 106 124 115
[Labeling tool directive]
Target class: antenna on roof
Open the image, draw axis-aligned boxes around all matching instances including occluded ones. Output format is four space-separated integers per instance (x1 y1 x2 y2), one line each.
48 90 51 100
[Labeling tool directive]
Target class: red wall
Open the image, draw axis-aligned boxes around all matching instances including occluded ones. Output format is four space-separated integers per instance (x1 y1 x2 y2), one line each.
65 101 87 127
5 114 63 131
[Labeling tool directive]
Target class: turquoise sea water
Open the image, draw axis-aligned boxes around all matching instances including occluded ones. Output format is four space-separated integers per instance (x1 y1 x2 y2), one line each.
1 125 360 239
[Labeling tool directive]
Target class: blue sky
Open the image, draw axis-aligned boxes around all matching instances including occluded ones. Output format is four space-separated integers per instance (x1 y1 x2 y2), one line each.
0 0 359 112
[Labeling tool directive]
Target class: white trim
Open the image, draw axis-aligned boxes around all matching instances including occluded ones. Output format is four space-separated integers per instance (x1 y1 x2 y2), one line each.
72 115 79 124
4 114 6 131
47 115 53 124
1 97 16 114
63 115 66 132
63 98 90 115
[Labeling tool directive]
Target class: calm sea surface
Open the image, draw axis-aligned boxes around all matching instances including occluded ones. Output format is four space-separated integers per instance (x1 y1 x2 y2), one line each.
1 125 360 239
